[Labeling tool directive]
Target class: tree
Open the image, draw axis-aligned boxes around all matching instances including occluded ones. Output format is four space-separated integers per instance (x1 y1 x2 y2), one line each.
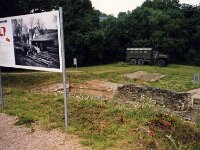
118 12 127 19
1 0 103 66
101 0 200 65
1 0 200 66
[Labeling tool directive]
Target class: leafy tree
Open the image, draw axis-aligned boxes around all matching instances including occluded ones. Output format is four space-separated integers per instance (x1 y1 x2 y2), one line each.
61 0 103 66
0 0 103 66
118 12 127 19
102 0 200 65
1 0 200 66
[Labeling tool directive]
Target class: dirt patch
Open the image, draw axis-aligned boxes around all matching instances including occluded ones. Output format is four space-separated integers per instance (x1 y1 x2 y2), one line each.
71 89 115 99
85 80 123 92
32 83 66 93
124 71 166 81
0 113 90 150
32 80 123 99
71 80 123 99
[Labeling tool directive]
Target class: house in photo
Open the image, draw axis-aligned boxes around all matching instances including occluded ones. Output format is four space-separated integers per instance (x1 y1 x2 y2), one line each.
30 29 58 53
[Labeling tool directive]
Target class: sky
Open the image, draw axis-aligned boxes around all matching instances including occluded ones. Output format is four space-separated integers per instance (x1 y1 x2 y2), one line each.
90 0 200 17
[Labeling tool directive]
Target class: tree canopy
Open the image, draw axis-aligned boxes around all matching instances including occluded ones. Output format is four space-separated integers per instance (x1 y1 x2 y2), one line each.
101 0 200 65
1 0 200 66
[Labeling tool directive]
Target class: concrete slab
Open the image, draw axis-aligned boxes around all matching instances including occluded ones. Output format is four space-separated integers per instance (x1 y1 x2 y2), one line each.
188 88 200 109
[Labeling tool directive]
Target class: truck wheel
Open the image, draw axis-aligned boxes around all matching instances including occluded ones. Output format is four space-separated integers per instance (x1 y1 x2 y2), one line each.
130 59 137 65
157 59 166 67
137 59 144 65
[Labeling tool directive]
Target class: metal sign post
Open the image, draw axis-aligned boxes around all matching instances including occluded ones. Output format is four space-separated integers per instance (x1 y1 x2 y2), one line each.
0 67 4 110
59 7 68 128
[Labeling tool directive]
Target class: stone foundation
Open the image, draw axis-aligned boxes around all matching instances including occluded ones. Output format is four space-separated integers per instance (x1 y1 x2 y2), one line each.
115 84 192 111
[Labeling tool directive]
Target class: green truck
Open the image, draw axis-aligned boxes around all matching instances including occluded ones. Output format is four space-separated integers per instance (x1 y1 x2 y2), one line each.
126 48 169 67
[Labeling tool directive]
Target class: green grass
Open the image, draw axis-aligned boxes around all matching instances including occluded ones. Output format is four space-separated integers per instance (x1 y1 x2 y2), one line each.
1 62 200 149
3 62 200 92
2 91 200 149
68 62 200 92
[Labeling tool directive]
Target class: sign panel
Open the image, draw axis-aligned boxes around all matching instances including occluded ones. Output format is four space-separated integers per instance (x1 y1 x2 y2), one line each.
0 11 62 72
73 58 77 65
194 73 199 84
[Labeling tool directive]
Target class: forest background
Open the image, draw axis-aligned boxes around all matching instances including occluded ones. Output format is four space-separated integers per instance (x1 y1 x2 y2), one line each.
1 0 200 66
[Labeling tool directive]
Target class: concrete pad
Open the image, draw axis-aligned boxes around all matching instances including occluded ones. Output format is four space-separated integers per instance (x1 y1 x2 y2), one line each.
124 71 166 81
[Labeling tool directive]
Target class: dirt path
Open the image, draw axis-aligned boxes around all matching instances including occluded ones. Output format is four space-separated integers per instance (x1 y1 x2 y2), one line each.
0 113 90 150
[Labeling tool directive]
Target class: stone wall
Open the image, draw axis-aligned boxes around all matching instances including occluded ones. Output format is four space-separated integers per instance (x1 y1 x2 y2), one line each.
115 84 192 111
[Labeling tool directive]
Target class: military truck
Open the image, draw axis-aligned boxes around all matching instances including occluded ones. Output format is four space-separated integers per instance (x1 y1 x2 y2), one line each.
126 48 169 67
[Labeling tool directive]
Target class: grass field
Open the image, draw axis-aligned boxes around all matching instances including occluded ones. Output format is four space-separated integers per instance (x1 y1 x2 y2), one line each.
68 62 200 92
1 62 200 149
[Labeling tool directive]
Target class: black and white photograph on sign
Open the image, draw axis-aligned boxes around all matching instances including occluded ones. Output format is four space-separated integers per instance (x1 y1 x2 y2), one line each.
12 13 60 69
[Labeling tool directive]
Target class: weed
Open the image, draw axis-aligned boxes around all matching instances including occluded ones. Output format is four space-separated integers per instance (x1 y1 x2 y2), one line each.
196 115 200 129
15 114 36 126
165 135 178 150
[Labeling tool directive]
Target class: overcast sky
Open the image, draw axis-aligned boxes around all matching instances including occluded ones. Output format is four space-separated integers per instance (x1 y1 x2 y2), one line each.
90 0 200 17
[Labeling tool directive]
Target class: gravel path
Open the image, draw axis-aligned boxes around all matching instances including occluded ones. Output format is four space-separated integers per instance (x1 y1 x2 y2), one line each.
0 113 89 150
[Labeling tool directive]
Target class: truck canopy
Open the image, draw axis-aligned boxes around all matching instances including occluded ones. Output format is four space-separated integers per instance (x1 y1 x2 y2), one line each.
127 48 152 51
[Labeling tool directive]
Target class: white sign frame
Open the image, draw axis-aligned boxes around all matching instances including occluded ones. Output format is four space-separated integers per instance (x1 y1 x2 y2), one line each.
0 11 62 72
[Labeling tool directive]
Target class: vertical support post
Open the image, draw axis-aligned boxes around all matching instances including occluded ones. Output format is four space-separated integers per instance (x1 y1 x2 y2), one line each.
68 75 71 92
59 7 68 128
0 67 4 110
